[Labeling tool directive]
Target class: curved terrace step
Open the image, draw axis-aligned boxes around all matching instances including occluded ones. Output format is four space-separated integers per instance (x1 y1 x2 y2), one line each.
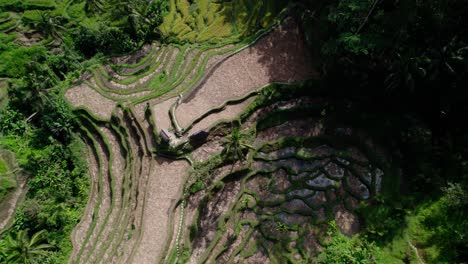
64 17 323 264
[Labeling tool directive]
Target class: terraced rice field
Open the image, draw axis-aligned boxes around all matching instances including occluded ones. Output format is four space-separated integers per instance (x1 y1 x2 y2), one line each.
159 0 286 43
166 95 390 263
0 12 18 33
64 17 389 263
0 149 27 235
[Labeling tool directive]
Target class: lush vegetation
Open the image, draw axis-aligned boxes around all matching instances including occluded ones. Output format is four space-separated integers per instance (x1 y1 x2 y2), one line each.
317 221 380 263
295 0 468 262
159 0 287 43
0 0 171 261
0 154 16 201
0 0 466 262
0 229 53 263
0 105 90 262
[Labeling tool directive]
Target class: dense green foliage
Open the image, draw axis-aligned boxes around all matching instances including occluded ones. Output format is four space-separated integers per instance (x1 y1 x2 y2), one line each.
221 124 254 162
0 0 169 260
295 0 468 262
317 221 379 263
159 0 287 43
0 155 16 201
0 229 53 263
0 104 90 262
0 0 467 262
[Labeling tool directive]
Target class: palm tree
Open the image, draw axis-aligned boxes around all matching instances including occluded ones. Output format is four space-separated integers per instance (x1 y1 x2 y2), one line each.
21 62 57 114
2 229 53 264
34 12 65 42
107 0 168 40
221 125 254 162
83 0 104 14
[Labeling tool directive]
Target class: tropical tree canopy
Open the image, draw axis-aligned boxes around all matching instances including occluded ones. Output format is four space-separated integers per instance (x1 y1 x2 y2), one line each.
1 229 53 264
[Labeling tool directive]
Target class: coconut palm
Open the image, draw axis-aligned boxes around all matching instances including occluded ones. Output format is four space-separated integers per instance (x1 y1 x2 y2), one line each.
34 12 65 41
107 0 168 40
2 229 53 264
221 125 254 162
83 0 104 14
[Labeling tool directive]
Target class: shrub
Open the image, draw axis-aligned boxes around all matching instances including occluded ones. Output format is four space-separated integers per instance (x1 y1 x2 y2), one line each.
72 24 137 58
317 221 380 263
0 157 16 201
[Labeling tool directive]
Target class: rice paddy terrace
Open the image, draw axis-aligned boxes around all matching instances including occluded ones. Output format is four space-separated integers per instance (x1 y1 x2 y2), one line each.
63 14 392 264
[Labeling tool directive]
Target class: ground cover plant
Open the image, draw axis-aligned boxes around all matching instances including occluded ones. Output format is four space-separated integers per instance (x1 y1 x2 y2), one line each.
0 150 16 202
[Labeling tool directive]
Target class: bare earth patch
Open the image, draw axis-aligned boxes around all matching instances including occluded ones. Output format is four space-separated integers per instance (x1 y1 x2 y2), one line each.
191 136 224 162
132 158 189 264
152 97 178 132
184 97 255 134
65 83 116 120
175 19 317 128
69 146 99 262
333 204 360 236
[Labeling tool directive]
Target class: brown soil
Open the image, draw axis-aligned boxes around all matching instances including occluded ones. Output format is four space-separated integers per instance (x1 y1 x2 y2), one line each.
175 19 317 128
255 118 323 146
216 225 250 263
243 243 270 264
184 97 255 135
69 145 99 263
333 204 360 236
110 44 154 65
164 45 234 99
14 31 42 47
162 204 183 264
131 158 189 263
152 97 178 132
190 136 224 162
85 127 126 263
65 83 116 120
111 150 152 263
190 180 241 263
110 107 153 264
107 47 178 91
76 133 112 262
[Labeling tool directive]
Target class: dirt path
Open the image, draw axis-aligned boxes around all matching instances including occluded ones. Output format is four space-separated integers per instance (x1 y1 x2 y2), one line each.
406 235 426 264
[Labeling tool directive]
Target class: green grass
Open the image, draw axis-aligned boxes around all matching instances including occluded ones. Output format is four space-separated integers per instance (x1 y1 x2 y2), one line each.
0 157 8 174
64 1 85 21
22 9 43 22
0 79 8 109
0 12 11 24
0 0 56 11
160 0 287 43
23 0 56 9
364 195 468 264
0 156 16 201
0 11 10 19
0 18 16 32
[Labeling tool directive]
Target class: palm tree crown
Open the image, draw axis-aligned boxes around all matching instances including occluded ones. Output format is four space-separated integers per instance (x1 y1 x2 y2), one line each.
1 229 53 264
